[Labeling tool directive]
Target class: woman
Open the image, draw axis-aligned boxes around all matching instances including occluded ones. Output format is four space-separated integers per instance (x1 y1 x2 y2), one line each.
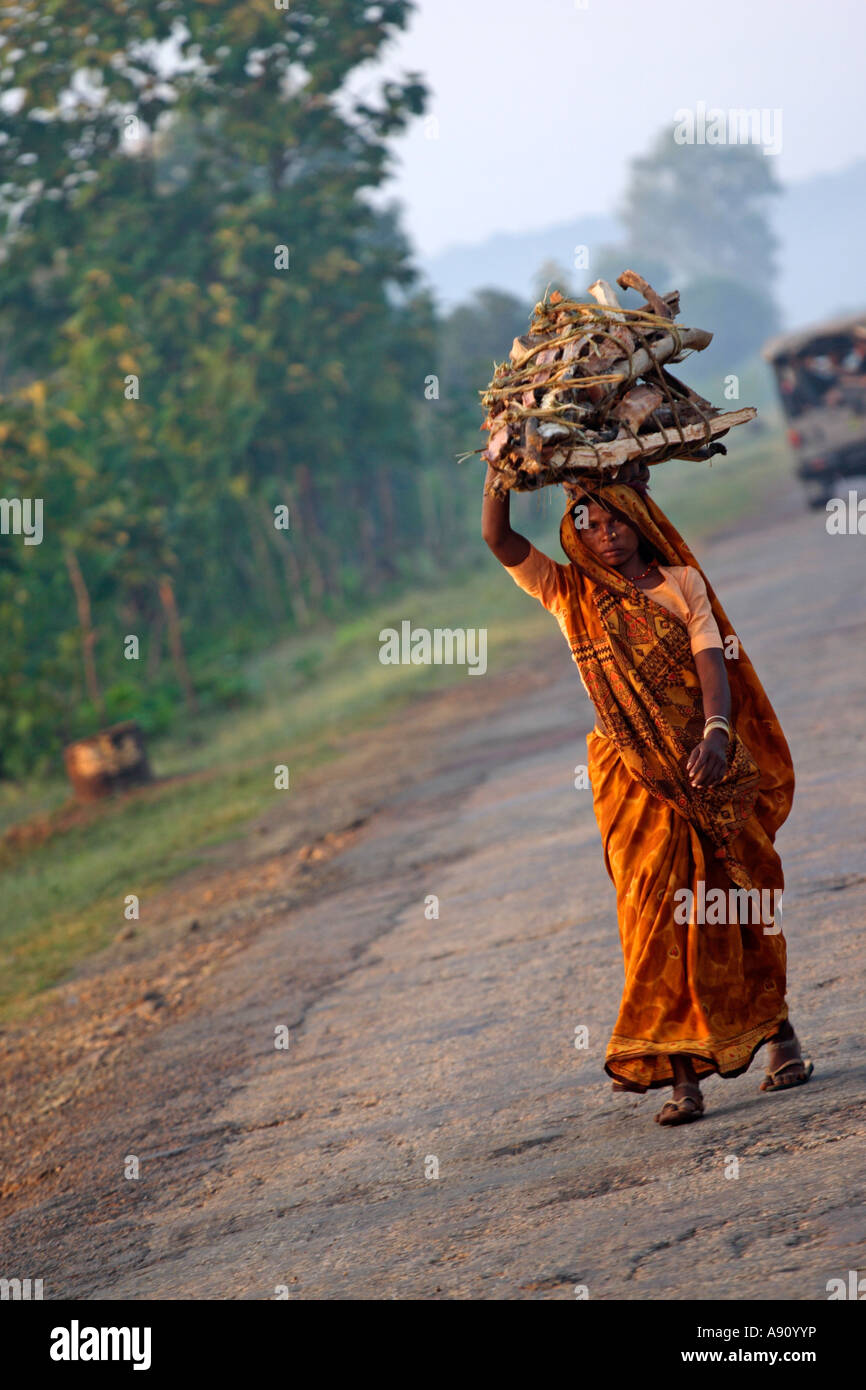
481 461 813 1125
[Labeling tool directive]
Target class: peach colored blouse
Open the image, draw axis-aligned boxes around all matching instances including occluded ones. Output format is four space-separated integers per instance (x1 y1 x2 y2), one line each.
504 542 724 703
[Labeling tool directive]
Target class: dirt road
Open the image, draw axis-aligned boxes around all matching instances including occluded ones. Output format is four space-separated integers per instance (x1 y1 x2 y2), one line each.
3 492 865 1300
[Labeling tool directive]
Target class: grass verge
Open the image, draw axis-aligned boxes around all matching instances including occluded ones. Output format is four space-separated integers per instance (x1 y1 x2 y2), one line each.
0 425 797 1018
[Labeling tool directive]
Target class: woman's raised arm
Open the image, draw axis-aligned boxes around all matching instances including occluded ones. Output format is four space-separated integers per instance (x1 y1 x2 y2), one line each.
481 464 530 567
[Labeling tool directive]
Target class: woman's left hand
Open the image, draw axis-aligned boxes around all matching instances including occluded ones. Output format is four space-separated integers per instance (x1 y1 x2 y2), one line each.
686 729 729 787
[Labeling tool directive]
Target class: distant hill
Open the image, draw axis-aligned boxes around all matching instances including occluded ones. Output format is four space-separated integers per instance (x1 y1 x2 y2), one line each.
417 212 619 311
418 159 866 330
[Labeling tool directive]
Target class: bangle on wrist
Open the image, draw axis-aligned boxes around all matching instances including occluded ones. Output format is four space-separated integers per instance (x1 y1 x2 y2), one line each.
703 716 730 740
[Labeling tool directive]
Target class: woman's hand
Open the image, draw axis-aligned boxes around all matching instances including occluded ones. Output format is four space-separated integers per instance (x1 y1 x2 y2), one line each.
686 729 729 788
615 459 651 495
693 649 731 784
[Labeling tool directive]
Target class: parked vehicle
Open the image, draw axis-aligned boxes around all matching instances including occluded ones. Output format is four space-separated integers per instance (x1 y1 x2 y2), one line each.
763 313 866 508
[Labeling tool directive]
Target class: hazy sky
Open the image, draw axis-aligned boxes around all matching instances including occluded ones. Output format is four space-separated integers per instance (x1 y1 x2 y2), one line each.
361 0 866 256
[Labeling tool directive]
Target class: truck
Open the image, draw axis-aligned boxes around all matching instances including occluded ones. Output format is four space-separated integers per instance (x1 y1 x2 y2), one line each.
763 312 866 509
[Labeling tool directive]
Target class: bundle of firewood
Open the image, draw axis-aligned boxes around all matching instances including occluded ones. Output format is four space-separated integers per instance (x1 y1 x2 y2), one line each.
479 269 755 496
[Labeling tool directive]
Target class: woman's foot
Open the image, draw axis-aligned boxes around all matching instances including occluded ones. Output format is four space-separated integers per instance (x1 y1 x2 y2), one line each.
655 1054 704 1125
759 1019 814 1092
655 1081 704 1125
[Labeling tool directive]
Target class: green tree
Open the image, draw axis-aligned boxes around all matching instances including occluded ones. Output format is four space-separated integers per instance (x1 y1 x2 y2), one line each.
680 275 780 379
621 128 781 291
0 2 437 776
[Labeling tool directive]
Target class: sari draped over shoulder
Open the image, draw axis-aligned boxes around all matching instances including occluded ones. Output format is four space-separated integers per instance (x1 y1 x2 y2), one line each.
516 481 794 1091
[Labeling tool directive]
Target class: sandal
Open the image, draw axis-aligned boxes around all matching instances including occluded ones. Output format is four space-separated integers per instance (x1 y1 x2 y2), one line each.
759 1031 814 1092
654 1083 705 1126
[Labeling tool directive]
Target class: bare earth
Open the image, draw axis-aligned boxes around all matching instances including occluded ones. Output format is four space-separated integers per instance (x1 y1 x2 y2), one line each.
2 494 865 1301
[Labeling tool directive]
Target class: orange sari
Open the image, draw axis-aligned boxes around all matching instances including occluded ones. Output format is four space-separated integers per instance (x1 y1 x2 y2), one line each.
556 483 794 1091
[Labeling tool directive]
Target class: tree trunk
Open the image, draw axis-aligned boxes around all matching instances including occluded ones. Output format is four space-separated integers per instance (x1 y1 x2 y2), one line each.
264 503 311 627
417 468 440 555
146 609 164 681
244 497 284 623
373 467 406 581
158 575 198 713
294 465 328 603
353 479 381 592
64 547 104 718
375 467 399 569
307 473 343 598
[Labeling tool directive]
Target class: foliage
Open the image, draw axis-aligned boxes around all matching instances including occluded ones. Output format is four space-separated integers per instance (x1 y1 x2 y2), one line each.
620 128 782 291
0 1 492 776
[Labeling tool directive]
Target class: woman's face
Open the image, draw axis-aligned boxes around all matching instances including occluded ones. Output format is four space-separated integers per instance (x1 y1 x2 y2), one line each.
575 499 641 569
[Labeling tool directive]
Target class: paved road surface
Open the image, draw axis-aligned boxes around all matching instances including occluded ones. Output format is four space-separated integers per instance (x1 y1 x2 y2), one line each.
2 492 865 1300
